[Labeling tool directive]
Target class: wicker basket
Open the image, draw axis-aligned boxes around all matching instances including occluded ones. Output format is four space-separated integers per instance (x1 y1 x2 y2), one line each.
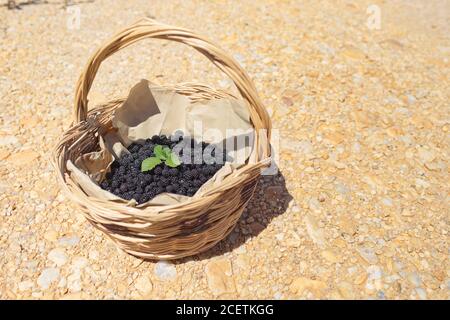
52 18 271 260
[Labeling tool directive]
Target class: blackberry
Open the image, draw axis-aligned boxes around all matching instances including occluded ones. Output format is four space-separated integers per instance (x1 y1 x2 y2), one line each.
183 171 193 180
111 161 120 170
128 143 141 153
187 188 196 196
130 166 140 175
182 182 191 190
119 183 128 193
143 149 153 158
132 191 142 198
118 166 126 175
169 176 178 184
99 134 227 204
111 180 119 189
193 179 202 188
100 181 109 189
119 154 132 165
190 169 199 178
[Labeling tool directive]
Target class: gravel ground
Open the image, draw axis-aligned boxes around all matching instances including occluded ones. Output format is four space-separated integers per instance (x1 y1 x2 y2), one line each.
0 0 449 299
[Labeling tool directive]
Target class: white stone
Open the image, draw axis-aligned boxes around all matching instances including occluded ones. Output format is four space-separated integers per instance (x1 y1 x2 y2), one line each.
417 147 436 163
274 292 283 300
48 248 68 267
308 197 321 212
135 275 153 295
415 178 430 188
367 266 382 280
58 277 67 288
297 140 314 156
67 272 82 292
352 142 361 153
58 236 80 247
406 94 416 105
88 250 99 260
275 233 284 241
0 135 19 146
415 287 427 300
408 272 422 287
335 182 349 195
365 265 383 291
72 256 89 269
233 53 246 65
18 280 33 292
304 214 325 246
358 247 378 264
37 268 60 289
381 197 393 206
154 261 177 281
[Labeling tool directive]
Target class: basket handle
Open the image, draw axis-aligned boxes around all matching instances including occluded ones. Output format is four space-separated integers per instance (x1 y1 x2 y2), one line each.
74 18 271 137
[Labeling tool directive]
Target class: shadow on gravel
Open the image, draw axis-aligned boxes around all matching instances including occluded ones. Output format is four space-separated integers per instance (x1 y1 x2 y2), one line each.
175 167 293 263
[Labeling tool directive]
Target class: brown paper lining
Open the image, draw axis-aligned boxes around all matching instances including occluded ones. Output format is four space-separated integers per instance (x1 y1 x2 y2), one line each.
67 80 255 207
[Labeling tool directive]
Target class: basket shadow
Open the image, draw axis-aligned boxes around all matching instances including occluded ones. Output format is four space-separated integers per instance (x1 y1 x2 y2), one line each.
175 168 292 263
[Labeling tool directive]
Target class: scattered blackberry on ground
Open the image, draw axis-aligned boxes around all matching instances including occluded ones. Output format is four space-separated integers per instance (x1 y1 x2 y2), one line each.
99 134 226 204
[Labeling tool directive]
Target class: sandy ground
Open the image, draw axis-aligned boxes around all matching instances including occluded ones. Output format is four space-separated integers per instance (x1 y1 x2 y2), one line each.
0 0 449 299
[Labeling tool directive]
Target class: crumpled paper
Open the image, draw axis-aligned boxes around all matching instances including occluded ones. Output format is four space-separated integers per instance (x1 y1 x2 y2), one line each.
67 79 255 207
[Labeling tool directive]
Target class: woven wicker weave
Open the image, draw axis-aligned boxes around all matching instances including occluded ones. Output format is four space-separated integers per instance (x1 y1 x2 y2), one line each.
52 18 271 260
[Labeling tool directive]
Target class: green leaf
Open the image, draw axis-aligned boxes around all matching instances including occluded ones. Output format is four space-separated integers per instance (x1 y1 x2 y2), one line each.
141 157 162 172
165 152 181 168
162 147 172 159
153 145 167 160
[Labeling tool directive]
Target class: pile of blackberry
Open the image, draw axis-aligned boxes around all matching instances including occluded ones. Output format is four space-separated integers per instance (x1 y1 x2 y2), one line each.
99 134 226 204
